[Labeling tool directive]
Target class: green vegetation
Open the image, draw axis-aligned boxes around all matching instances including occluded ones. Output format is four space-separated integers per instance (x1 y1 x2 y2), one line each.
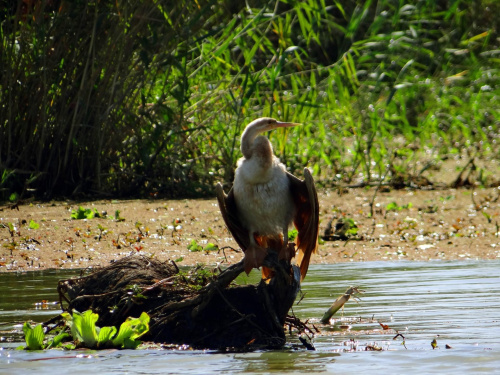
178 264 218 290
187 239 219 253
28 219 39 229
1 1 498 199
22 322 46 350
386 201 413 212
71 206 99 220
342 218 359 237
19 310 150 350
114 210 125 222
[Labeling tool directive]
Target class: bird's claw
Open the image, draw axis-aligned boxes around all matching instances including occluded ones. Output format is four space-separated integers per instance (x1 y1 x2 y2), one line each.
243 244 268 275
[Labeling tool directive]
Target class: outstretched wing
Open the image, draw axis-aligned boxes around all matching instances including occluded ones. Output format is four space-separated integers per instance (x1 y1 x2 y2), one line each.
215 183 250 252
287 168 319 281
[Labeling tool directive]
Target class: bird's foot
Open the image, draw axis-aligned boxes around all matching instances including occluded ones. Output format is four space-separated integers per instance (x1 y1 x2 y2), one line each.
243 244 268 275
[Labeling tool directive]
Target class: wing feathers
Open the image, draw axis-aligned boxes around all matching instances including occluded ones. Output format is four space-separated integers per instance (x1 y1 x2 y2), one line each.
287 168 319 281
215 183 250 251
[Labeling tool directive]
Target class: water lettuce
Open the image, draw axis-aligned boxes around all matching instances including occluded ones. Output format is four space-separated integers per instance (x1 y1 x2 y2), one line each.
20 310 150 350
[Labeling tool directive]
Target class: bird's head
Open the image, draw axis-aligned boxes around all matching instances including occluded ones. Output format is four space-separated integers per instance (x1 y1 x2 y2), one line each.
246 117 301 134
240 117 301 159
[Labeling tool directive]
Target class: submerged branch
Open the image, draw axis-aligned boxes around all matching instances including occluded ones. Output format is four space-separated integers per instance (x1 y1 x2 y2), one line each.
320 286 364 324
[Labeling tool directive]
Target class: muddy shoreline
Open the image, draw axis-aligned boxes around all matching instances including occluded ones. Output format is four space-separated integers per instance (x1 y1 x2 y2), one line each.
1 187 499 273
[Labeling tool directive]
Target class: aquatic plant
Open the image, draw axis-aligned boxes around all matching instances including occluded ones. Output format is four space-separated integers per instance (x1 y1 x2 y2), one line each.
19 310 150 350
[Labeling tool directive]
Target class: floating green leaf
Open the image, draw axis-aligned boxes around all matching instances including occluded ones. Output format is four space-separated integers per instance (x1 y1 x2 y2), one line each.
98 326 117 346
61 312 80 342
72 310 99 347
22 322 45 350
46 332 71 349
57 309 150 350
112 312 150 349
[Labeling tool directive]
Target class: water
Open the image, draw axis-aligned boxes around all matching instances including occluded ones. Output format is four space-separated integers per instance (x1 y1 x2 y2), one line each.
1 261 499 374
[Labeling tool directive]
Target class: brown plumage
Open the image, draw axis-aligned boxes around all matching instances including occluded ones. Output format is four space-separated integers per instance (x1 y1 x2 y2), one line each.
216 117 319 281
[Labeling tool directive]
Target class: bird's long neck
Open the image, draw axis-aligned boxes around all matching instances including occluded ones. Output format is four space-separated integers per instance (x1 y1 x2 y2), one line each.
240 125 273 170
240 123 262 159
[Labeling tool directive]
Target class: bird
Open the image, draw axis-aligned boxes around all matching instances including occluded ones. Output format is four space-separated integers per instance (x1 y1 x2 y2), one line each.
216 117 319 281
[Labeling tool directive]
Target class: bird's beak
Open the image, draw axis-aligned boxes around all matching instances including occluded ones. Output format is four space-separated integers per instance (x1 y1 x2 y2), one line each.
275 121 301 128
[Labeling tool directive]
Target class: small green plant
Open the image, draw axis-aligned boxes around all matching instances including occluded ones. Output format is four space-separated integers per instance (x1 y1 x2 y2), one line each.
178 265 217 290
127 284 147 301
4 222 17 237
19 310 150 350
482 211 492 224
114 210 125 222
71 207 98 220
386 202 413 212
343 218 359 237
20 322 70 350
66 310 149 349
111 313 150 349
203 243 218 251
187 239 218 253
22 322 45 350
187 239 203 252
96 223 108 240
28 220 40 230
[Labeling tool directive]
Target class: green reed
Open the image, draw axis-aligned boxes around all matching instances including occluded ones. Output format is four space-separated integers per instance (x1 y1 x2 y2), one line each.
0 0 498 199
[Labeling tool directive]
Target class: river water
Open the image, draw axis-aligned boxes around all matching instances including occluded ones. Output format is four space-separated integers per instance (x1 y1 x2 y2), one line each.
1 260 499 374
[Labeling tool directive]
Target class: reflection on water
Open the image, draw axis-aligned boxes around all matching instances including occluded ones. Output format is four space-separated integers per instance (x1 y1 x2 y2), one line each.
234 351 340 373
1 261 499 374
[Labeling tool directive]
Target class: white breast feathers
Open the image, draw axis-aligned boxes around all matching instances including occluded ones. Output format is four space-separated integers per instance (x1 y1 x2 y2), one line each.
233 156 294 235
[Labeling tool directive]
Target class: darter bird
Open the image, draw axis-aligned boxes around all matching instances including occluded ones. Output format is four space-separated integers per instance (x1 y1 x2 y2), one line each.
216 117 319 281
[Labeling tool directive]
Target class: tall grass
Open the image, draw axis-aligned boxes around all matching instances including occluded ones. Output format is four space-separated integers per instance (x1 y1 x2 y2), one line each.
1 0 499 200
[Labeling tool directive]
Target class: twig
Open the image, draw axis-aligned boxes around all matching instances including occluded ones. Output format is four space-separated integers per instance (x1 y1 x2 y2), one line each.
170 259 179 273
143 276 176 291
218 245 241 262
452 157 475 188
285 314 317 337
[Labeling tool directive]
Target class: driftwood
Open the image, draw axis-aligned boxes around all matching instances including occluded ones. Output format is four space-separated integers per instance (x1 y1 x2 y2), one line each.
56 253 301 350
320 286 364 324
